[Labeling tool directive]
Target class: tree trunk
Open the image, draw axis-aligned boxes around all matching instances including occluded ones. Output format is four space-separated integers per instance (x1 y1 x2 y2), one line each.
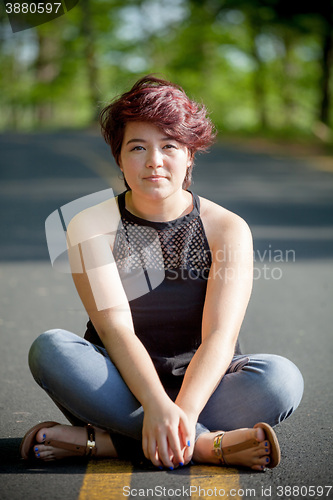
251 37 268 129
34 32 59 126
281 33 296 127
319 24 333 126
80 0 100 123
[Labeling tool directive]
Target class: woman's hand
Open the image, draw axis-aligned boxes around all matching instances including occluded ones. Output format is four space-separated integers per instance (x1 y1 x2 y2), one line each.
142 396 192 469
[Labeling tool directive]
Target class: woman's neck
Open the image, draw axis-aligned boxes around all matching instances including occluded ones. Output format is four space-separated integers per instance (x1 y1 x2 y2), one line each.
125 189 193 222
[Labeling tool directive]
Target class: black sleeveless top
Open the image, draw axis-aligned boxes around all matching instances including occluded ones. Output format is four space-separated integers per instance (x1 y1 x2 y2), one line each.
85 190 239 387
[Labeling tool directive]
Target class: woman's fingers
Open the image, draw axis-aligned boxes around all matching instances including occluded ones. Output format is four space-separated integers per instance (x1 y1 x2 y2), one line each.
145 430 184 468
178 417 191 450
143 434 163 467
178 418 193 464
156 431 177 468
143 430 173 468
166 428 184 466
142 434 149 460
141 400 192 468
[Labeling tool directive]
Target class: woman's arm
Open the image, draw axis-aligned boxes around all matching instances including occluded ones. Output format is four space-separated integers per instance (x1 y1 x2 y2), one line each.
175 202 253 453
66 202 189 468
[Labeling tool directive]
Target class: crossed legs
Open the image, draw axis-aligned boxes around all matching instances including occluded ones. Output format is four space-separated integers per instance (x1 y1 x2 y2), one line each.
27 329 303 469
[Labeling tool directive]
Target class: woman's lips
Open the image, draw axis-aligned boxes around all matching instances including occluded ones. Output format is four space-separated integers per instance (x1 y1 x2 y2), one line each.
144 175 166 181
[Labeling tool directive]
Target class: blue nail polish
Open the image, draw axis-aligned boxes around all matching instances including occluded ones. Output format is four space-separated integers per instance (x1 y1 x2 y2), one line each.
265 448 269 453
43 434 46 440
265 441 268 446
158 466 163 470
187 440 190 447
266 458 269 463
35 447 38 452
179 462 184 466
37 453 40 458
169 466 174 471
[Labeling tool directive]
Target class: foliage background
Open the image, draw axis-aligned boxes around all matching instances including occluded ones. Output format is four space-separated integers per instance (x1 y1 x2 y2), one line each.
0 0 332 146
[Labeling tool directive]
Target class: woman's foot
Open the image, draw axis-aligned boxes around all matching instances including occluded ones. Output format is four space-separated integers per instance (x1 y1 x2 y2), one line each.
33 424 117 461
193 427 271 471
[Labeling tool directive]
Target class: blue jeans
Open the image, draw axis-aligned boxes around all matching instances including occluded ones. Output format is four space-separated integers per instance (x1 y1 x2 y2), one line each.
28 329 304 459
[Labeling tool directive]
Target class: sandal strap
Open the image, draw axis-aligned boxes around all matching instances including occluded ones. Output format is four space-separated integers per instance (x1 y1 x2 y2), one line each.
45 439 87 455
223 437 259 456
213 432 226 464
213 433 259 465
86 424 96 457
45 424 97 457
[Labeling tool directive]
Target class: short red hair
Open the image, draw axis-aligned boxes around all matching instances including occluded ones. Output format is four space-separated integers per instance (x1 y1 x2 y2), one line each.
100 75 216 189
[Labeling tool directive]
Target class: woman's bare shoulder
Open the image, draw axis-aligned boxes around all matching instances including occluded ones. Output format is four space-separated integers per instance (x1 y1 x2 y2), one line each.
66 196 120 246
198 195 252 247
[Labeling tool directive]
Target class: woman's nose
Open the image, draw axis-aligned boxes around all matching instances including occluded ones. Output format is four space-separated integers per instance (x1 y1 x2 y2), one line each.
145 148 163 168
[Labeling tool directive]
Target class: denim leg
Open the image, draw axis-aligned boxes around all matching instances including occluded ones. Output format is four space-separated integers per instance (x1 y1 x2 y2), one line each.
29 331 304 459
29 329 144 440
197 353 304 432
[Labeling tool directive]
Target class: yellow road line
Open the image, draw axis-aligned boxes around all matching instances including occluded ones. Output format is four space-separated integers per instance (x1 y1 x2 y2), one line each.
78 460 242 500
78 459 133 500
191 465 242 500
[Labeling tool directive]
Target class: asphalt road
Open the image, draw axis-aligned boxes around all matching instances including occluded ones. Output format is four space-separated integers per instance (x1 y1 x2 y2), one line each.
0 131 332 500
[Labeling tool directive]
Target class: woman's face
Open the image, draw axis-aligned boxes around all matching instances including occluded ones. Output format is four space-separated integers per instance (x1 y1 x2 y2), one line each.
119 121 191 199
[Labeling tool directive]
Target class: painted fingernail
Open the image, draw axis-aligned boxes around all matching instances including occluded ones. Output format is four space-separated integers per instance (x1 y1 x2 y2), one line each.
179 462 184 466
265 448 269 453
158 466 163 470
35 447 38 452
37 453 40 458
43 434 46 440
187 440 191 447
169 466 174 471
265 441 268 446
266 458 269 463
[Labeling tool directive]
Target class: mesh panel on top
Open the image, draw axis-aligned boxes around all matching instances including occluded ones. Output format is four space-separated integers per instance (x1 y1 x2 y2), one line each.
113 215 212 277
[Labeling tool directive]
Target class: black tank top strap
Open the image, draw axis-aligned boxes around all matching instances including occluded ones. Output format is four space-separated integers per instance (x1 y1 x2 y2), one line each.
191 191 201 213
117 190 126 215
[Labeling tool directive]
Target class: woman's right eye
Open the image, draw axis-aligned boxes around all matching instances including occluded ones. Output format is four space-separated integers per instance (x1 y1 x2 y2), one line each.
131 145 145 151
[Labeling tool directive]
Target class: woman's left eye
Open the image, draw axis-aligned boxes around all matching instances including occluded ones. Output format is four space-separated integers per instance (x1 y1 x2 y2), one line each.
163 144 177 149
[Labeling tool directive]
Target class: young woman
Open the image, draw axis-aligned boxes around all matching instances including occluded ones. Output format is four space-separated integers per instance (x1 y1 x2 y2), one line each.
20 76 303 471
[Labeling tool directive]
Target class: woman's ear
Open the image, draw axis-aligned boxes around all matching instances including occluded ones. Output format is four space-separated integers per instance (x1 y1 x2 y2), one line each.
187 149 194 167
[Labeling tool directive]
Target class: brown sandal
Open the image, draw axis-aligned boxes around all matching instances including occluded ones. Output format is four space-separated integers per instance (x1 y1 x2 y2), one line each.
213 422 281 469
20 421 97 460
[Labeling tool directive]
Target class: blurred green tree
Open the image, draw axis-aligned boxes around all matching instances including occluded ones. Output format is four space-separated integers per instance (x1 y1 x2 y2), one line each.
0 0 331 139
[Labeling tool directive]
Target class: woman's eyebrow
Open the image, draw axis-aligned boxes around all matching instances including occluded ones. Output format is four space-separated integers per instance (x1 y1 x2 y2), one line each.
126 137 175 145
126 138 147 145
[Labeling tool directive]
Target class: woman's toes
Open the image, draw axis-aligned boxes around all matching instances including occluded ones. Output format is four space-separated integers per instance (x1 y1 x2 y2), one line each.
36 427 51 443
254 426 265 442
250 454 270 471
258 440 270 455
252 464 266 471
34 444 49 459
